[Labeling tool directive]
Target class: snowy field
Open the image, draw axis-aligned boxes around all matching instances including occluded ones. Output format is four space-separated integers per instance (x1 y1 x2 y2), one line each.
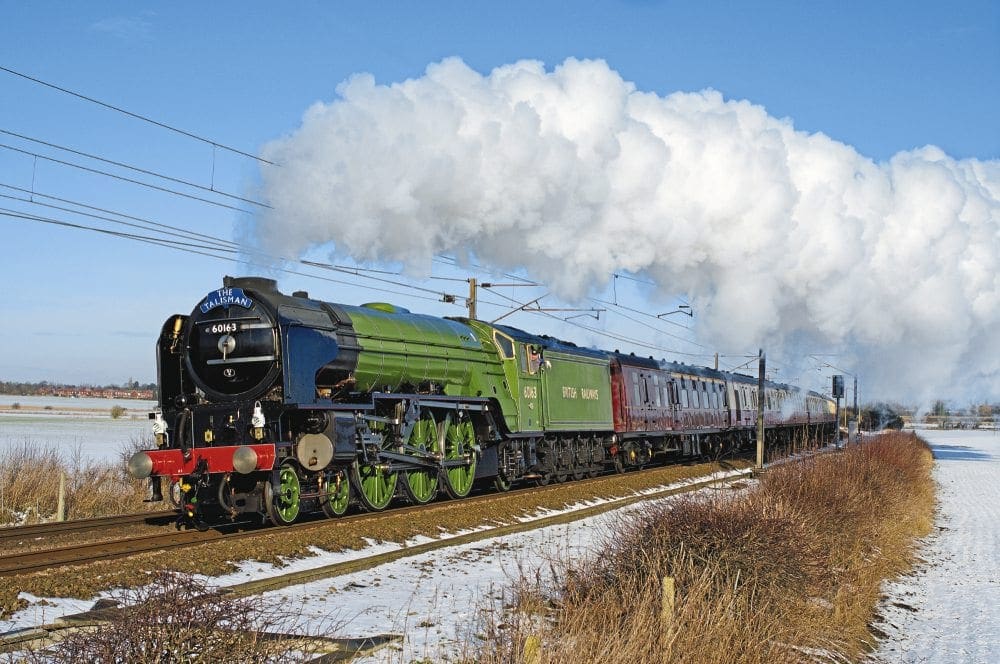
264 506 631 661
872 428 1000 663
4 425 998 661
0 395 155 463
264 428 1000 662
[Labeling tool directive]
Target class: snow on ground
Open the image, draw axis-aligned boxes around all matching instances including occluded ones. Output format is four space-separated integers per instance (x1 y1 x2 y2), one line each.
264 500 637 662
258 475 750 663
0 468 747 638
0 395 155 463
871 428 1000 663
12 426 995 661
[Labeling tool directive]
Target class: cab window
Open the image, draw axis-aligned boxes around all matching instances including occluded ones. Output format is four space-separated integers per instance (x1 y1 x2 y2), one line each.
520 344 541 374
526 346 541 374
493 331 515 359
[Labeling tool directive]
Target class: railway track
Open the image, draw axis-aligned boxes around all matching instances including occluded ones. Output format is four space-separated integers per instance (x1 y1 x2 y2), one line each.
0 456 754 578
0 527 233 576
0 510 177 548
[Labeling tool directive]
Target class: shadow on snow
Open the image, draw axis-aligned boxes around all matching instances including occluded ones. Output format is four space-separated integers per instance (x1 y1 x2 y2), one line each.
931 444 995 462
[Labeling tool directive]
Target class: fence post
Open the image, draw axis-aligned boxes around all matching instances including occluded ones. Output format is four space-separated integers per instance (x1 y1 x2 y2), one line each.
661 576 675 628
524 634 541 664
56 472 66 522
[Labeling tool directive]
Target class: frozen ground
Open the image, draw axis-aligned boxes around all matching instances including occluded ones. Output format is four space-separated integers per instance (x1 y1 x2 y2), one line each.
871 428 1000 663
265 505 625 662
0 395 154 463
5 426 994 661
0 469 748 643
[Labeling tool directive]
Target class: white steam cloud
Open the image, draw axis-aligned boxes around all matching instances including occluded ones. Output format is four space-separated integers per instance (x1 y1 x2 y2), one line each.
252 57 1000 403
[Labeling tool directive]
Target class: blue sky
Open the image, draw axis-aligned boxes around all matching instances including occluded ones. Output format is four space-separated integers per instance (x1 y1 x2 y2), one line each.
0 2 997 399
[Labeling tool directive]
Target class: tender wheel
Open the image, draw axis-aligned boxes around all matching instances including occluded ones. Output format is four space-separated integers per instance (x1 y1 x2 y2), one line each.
265 463 301 526
350 459 397 511
321 469 351 518
440 418 477 498
400 414 439 505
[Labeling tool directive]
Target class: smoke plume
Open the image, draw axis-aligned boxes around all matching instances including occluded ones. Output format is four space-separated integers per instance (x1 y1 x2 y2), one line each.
252 57 1000 403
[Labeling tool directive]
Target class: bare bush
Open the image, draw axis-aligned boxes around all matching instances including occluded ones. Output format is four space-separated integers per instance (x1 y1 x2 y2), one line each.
15 571 330 663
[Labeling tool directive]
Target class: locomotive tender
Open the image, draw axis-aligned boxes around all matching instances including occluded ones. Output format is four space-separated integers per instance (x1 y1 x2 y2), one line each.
128 277 836 527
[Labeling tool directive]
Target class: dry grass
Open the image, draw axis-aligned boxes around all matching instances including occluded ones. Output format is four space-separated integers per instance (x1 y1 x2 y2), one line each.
0 439 151 525
12 571 334 663
475 432 936 663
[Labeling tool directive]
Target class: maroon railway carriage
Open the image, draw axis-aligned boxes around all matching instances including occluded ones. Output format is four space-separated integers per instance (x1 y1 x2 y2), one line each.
609 353 834 466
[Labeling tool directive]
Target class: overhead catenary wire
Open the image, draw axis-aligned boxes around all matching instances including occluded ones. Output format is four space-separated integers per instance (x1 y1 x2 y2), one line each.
1 198 757 365
0 65 273 165
2 171 767 366
0 189 472 304
612 272 658 287
0 127 538 293
1 181 472 292
591 296 696 333
588 299 709 350
0 128 269 208
480 284 714 359
0 209 460 306
0 143 256 215
0 68 793 369
0 191 235 251
0 182 237 247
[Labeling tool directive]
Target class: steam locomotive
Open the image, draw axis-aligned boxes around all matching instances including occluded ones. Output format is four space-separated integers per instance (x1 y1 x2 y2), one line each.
128 277 836 527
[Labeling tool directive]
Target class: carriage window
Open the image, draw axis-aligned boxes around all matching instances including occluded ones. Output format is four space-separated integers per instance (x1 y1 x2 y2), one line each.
680 388 689 408
692 384 701 408
652 375 662 407
493 332 515 359
632 373 641 403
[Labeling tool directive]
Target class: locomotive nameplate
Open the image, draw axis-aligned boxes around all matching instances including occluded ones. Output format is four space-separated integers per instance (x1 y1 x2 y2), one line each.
199 287 254 313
